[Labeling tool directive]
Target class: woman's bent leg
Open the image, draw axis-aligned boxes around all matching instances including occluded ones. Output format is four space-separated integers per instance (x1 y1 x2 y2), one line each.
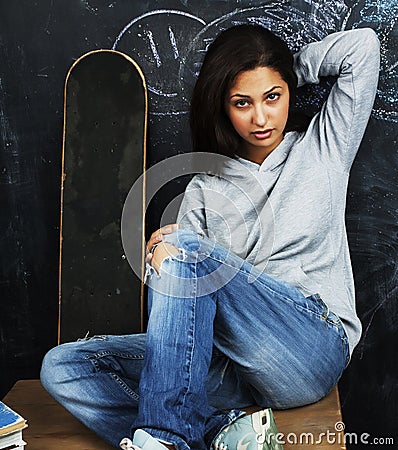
40 334 147 448
133 237 244 450
142 230 349 447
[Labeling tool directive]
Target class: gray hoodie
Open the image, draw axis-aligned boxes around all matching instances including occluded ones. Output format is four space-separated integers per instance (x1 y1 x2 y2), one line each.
177 28 380 354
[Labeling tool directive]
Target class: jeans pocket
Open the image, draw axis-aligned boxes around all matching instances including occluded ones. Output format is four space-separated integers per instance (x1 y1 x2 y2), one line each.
308 294 350 369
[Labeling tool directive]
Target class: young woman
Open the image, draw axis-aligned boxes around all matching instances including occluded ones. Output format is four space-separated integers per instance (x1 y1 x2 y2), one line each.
41 24 380 450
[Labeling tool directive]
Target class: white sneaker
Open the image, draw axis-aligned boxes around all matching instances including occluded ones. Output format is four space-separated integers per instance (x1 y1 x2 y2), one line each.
120 430 169 450
213 409 283 450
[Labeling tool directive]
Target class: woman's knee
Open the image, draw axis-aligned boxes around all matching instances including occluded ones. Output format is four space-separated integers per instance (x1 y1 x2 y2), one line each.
149 229 203 275
162 229 203 253
151 242 180 274
40 342 82 393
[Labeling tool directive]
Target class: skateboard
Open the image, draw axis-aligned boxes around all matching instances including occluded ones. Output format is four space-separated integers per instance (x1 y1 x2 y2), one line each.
58 50 147 343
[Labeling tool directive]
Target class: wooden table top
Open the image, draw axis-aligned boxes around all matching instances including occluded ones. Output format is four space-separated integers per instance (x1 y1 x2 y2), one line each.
3 380 345 449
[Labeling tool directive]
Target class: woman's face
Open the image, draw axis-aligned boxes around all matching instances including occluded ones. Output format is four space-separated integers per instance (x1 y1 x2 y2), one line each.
225 66 290 164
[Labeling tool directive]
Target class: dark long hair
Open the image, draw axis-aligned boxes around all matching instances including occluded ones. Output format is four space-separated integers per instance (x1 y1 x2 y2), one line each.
190 24 308 156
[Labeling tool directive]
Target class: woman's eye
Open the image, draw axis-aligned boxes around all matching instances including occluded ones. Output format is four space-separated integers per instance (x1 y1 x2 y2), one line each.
235 100 249 107
267 93 280 101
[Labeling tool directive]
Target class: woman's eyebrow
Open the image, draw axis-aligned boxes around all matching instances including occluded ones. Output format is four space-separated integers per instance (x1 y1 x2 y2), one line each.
229 85 283 99
230 93 251 99
264 85 283 94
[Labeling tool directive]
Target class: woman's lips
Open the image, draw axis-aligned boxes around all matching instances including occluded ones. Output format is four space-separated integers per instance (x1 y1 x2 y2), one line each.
252 129 273 139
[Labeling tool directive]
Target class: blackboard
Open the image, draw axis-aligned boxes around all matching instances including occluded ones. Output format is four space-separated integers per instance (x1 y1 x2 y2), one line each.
0 0 396 445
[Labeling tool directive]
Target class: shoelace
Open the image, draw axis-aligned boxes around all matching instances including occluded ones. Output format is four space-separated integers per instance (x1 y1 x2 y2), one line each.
120 437 141 450
213 433 228 450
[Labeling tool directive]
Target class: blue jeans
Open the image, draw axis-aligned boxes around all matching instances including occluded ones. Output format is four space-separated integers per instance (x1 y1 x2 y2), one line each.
41 230 349 450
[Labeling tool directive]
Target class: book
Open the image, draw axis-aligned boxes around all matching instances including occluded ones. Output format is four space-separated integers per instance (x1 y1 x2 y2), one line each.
0 402 27 436
0 402 27 450
0 429 26 449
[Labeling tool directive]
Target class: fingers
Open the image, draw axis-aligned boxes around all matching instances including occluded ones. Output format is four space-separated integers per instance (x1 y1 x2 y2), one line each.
145 232 163 263
146 224 179 263
150 242 180 274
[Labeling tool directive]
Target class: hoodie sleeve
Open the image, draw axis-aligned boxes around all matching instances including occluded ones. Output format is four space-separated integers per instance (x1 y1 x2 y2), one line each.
176 175 208 236
293 28 380 172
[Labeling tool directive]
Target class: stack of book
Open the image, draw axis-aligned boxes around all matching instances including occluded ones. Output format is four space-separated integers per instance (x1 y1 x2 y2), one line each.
0 401 27 449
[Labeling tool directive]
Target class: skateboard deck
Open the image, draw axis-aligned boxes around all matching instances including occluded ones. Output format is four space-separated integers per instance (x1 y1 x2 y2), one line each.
59 50 147 343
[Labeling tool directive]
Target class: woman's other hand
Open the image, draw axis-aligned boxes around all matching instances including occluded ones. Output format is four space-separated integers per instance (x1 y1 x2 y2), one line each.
146 224 180 264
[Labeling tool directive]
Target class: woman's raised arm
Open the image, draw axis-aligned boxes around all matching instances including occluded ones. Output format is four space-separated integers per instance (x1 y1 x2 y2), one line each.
294 28 380 172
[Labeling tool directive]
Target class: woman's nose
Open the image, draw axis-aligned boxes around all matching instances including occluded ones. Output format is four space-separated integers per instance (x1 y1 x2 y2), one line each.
252 105 267 127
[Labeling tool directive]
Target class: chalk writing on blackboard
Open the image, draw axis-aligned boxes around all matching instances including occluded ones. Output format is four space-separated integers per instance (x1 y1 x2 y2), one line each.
113 2 397 123
113 10 206 116
343 0 397 123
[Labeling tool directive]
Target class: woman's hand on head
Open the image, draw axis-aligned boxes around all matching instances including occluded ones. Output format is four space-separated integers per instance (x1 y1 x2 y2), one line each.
146 224 180 264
